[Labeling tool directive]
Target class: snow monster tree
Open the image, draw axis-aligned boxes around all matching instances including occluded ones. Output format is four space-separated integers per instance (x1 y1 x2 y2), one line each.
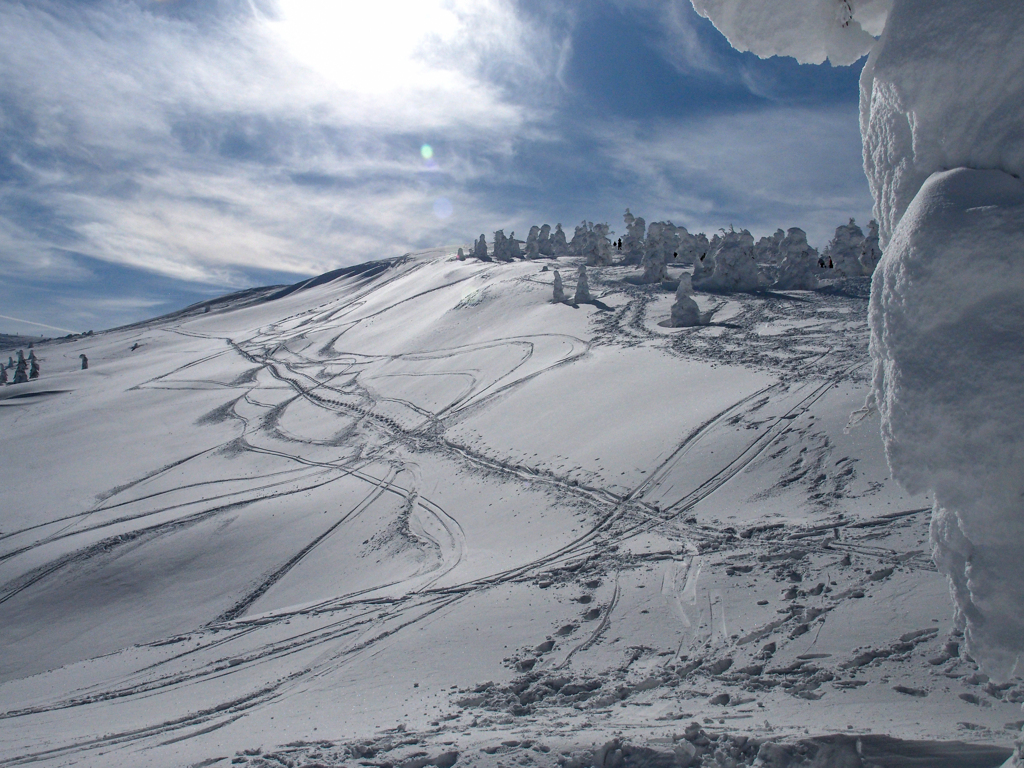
690 0 1024 688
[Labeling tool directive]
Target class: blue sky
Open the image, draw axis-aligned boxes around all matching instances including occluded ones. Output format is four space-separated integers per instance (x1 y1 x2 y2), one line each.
0 0 872 335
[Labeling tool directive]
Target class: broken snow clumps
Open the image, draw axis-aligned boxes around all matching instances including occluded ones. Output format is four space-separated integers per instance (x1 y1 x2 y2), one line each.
691 0 1024 683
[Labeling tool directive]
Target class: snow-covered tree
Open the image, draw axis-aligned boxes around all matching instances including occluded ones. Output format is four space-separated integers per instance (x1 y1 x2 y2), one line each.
552 270 565 303
690 0 1024 683
551 224 568 256
755 229 786 265
640 221 670 283
525 225 540 259
0 365 7 384
509 232 522 260
13 350 28 384
621 209 646 265
669 272 712 327
859 219 882 275
573 265 591 304
772 228 820 290
538 224 554 257
473 234 488 260
457 247 465 261
693 228 763 293
823 218 866 276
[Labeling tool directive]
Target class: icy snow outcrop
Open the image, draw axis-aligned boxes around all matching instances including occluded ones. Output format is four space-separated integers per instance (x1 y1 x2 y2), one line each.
859 219 882 275
772 228 820 290
693 229 763 293
824 218 867 276
552 270 565 303
689 0 890 66
573 265 591 304
870 168 1024 680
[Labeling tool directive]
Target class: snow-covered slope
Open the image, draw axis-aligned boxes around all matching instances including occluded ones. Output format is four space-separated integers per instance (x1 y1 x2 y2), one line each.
0 251 1018 767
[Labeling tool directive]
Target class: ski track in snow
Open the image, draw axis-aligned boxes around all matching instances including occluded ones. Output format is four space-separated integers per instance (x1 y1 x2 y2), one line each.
0 253 1019 767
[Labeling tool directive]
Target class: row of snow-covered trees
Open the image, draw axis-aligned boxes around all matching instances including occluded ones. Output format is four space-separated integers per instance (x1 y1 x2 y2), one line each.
462 210 882 292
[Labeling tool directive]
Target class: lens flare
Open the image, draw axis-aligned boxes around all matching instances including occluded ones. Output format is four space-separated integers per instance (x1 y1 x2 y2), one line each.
421 144 434 160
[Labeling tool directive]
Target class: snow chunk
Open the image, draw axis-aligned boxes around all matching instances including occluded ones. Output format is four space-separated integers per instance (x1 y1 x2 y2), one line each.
689 0 890 65
869 168 1024 679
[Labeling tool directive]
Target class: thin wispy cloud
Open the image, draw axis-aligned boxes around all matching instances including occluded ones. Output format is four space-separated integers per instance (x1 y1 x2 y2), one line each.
0 0 873 334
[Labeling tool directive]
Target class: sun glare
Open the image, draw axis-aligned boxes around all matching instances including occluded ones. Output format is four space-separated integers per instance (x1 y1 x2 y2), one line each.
270 1 462 94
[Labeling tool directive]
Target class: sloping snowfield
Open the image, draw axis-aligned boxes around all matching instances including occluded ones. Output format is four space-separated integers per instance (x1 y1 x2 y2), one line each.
0 251 1019 767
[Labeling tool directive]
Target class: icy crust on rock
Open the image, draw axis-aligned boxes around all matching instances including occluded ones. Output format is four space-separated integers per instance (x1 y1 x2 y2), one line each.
689 0 891 65
869 168 1024 679
861 0 1024 245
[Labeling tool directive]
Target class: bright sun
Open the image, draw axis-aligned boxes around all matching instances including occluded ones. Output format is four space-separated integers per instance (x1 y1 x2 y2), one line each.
269 0 463 94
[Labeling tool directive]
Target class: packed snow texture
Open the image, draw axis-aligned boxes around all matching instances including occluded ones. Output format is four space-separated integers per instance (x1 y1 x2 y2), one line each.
693 229 763 293
869 167 1024 681
772 228 820 290
689 0 891 65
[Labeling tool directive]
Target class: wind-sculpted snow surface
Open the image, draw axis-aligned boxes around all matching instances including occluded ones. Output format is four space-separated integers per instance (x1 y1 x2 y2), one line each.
1 250 1021 766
